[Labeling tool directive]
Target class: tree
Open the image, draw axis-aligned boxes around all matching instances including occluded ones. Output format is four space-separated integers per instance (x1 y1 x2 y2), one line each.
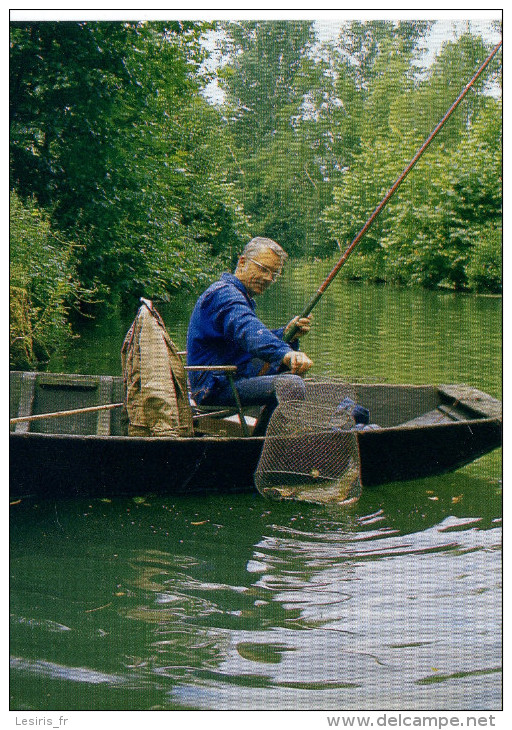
335 20 432 91
10 22 139 211
323 34 502 291
10 21 249 304
217 20 433 257
220 20 315 149
215 21 324 254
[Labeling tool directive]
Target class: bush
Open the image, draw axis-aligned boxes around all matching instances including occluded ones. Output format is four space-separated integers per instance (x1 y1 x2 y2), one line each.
10 191 85 369
465 222 502 293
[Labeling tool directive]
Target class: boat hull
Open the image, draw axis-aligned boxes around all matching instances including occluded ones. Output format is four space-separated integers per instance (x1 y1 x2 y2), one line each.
357 418 501 486
10 417 502 500
10 432 264 499
10 372 502 500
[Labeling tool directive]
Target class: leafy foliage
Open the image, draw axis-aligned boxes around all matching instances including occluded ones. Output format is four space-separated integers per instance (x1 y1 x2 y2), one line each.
10 191 84 368
323 34 502 292
217 21 325 256
218 20 440 258
10 21 249 305
220 21 315 148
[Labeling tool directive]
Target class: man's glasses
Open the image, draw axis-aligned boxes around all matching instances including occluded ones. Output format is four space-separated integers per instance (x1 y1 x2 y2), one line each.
246 257 282 282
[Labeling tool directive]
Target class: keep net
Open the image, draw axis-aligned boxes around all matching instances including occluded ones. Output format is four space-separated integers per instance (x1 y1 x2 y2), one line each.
254 379 364 505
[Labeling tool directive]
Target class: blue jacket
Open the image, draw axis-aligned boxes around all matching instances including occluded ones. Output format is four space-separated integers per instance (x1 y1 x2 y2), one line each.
187 273 296 403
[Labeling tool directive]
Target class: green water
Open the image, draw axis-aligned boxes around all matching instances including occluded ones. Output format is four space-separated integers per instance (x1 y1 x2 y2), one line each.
11 269 502 711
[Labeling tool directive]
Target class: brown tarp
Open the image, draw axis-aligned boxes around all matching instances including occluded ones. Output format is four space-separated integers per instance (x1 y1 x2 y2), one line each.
121 298 194 437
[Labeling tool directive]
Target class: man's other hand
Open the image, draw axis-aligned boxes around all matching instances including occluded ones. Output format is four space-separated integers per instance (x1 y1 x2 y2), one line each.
282 350 313 375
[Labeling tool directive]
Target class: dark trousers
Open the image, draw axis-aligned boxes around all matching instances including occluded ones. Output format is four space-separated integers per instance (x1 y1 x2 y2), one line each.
203 373 306 435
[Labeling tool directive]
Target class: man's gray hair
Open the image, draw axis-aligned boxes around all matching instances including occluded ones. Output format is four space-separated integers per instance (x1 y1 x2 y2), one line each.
242 237 288 263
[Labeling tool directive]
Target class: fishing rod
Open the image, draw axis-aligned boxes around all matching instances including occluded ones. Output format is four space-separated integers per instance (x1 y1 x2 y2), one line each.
283 39 502 344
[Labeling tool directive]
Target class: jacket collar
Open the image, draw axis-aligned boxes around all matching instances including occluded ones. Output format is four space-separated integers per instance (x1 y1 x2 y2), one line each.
220 272 255 305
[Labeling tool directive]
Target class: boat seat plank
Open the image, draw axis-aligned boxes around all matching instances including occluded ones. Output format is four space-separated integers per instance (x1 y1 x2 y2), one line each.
15 372 37 434
38 373 99 389
436 405 468 421
400 405 469 427
439 385 502 419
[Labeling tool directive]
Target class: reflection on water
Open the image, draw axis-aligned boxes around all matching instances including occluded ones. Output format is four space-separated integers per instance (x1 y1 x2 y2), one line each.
15 279 501 710
10 465 501 711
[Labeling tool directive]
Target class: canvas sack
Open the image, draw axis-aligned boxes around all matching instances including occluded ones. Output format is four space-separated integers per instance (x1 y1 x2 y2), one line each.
121 298 194 437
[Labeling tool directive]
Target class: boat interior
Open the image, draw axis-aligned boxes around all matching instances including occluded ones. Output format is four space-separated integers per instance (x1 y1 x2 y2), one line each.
10 371 501 439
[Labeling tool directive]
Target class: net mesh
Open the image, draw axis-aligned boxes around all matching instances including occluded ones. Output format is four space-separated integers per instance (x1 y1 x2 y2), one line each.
254 379 366 505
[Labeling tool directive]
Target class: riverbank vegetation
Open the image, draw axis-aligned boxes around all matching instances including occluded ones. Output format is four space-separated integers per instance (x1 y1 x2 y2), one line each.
10 19 501 367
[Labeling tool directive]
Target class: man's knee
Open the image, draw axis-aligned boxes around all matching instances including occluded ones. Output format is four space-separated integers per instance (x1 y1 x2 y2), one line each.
274 373 306 402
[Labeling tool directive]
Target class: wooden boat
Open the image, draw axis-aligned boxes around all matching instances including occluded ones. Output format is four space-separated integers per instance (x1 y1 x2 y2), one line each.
10 371 502 500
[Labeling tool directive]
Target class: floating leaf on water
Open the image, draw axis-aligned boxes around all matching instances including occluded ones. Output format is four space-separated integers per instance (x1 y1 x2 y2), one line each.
277 680 361 690
451 494 463 503
236 641 295 664
191 520 209 526
123 655 148 668
417 667 502 685
133 497 146 504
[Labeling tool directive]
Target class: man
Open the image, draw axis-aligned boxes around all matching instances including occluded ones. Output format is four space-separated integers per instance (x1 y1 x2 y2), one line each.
187 237 313 433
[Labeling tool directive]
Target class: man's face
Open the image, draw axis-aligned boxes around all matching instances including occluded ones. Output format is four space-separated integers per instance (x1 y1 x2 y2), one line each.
237 249 283 296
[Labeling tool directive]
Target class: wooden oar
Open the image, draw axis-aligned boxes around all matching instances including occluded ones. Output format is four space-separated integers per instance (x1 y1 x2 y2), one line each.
281 40 502 345
10 402 124 425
